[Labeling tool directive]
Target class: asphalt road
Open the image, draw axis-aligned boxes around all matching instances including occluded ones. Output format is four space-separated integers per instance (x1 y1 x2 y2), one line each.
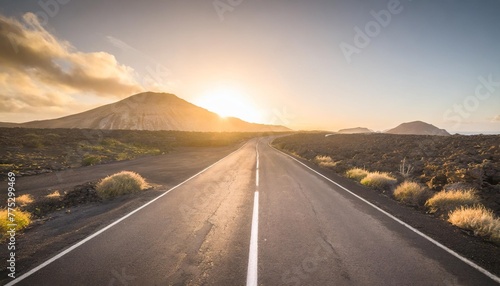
9 138 500 285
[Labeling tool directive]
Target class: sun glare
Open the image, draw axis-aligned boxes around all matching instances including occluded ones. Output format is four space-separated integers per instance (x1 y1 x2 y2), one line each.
194 87 263 123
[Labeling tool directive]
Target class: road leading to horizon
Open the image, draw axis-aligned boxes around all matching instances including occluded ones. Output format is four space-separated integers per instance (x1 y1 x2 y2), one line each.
10 138 499 285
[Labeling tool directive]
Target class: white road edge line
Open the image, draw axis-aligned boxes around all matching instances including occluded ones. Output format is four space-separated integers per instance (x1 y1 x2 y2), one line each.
7 142 250 286
246 142 259 286
270 143 500 284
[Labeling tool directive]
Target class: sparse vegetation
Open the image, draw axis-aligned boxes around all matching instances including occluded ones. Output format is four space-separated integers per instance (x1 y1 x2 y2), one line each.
116 152 131 161
360 172 397 190
45 190 61 199
21 133 43 148
398 158 414 179
0 208 31 239
96 171 150 199
22 183 100 219
425 189 480 214
26 191 64 218
273 133 500 244
345 168 369 182
45 133 61 140
82 154 102 166
314 155 337 168
272 133 500 217
448 206 500 244
0 128 265 180
16 194 34 207
393 181 431 206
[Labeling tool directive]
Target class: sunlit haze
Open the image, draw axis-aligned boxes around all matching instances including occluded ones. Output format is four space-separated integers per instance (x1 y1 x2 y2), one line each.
0 1 499 133
193 85 263 123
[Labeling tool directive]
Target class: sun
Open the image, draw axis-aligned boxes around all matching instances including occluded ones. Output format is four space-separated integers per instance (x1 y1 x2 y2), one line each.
194 86 263 123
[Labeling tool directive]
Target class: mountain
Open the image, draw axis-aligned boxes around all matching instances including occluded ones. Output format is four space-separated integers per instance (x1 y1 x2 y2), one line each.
385 121 450 136
338 127 373 134
12 92 290 132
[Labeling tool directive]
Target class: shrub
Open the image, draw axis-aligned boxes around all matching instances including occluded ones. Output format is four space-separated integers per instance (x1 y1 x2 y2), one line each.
116 152 131 161
425 189 480 214
22 133 43 148
346 168 369 182
101 138 122 147
82 154 102 166
16 194 34 207
360 172 397 190
96 171 150 199
448 206 500 244
394 181 431 206
314 155 337 168
398 158 414 179
0 208 31 238
44 133 61 143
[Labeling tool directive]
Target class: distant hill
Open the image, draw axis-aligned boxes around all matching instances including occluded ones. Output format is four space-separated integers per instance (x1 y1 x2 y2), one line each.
6 92 290 132
338 127 373 134
0 122 20 128
385 121 450 136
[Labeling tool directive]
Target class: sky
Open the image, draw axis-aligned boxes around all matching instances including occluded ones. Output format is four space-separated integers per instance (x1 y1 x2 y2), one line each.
0 0 499 133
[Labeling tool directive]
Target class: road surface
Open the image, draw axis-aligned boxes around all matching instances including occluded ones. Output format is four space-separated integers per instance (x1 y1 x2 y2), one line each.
9 138 500 285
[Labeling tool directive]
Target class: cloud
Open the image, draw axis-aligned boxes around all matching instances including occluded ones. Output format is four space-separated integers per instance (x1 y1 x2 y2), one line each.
106 35 177 92
492 115 500 122
0 13 143 115
106 36 140 54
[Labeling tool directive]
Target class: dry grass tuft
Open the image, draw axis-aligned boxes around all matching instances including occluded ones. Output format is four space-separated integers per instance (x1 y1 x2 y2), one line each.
393 181 431 206
290 152 303 159
314 155 337 168
0 208 31 239
345 168 369 182
425 189 480 214
96 171 150 199
448 205 500 244
46 191 61 199
360 172 397 190
16 194 34 207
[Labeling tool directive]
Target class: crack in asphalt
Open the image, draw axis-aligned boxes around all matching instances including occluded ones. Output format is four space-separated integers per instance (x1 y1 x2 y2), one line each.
206 172 236 226
165 171 239 283
166 221 213 283
194 171 240 285
294 179 352 282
